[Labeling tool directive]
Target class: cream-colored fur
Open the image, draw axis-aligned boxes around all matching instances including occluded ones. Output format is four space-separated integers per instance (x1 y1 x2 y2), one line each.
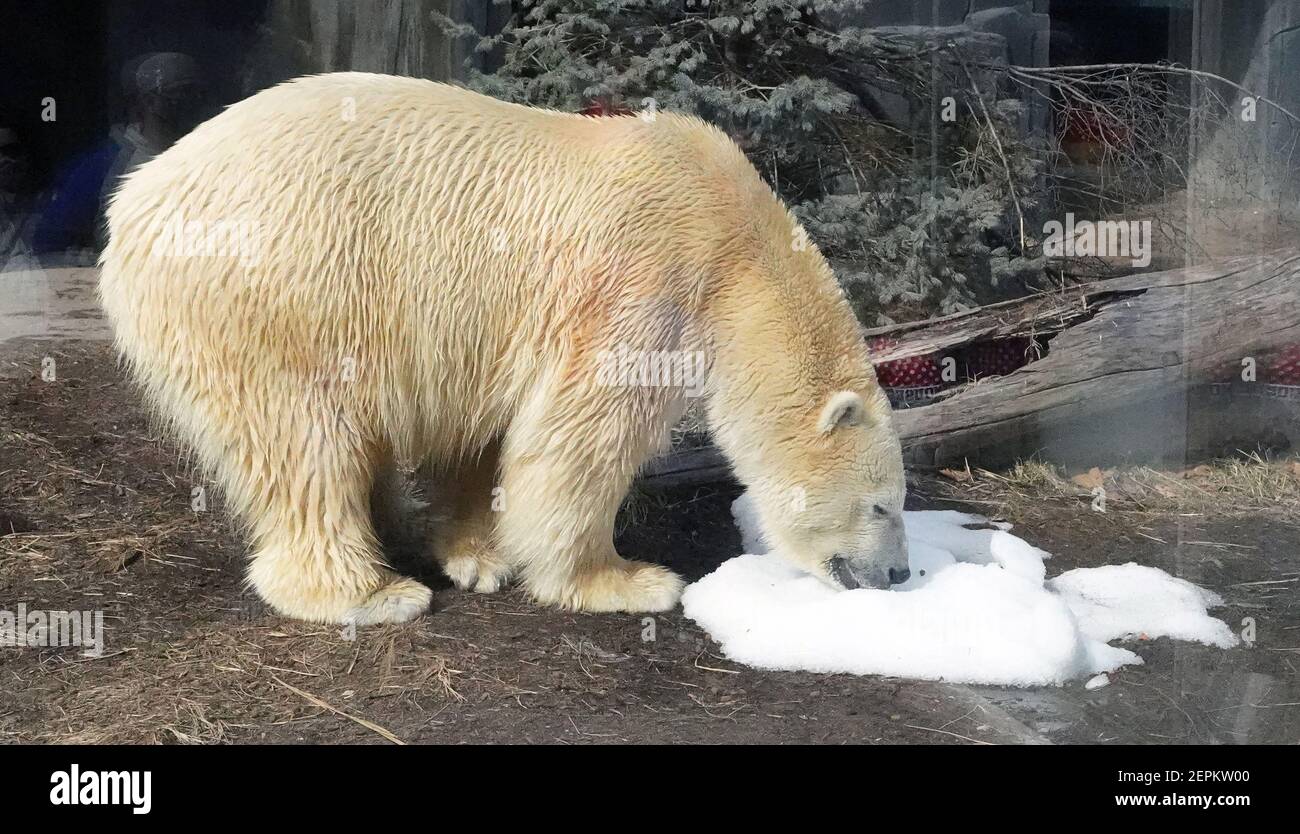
99 73 904 624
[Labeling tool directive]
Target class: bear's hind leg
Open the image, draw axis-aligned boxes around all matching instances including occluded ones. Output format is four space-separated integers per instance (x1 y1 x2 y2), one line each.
369 458 430 551
239 419 432 625
429 441 513 594
496 377 683 613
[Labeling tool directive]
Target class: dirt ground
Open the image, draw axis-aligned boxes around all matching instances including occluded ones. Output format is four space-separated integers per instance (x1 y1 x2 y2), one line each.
2 338 1298 745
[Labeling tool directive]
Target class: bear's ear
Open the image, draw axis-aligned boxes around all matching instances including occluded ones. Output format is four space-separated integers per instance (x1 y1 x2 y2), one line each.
817 390 866 434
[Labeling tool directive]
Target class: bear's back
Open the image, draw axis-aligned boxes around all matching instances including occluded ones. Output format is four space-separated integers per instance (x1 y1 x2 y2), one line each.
106 73 766 289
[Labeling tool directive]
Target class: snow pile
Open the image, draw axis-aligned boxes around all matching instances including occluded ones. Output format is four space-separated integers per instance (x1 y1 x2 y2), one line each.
680 494 1236 686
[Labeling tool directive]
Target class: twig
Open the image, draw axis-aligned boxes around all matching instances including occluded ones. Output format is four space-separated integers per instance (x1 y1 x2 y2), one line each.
951 42 1027 251
269 673 406 745
1002 62 1300 125
904 723 994 745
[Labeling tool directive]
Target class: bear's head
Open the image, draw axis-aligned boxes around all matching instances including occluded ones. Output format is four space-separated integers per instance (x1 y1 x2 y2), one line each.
742 388 908 590
695 185 909 590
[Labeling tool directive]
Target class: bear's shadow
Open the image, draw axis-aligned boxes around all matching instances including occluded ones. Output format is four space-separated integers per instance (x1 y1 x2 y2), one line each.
380 481 745 591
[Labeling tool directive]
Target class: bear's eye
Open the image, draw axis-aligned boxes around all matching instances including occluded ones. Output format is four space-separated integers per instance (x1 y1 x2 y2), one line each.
872 504 888 517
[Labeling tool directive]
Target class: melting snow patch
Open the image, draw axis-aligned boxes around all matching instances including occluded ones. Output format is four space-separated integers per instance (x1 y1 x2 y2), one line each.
680 494 1237 687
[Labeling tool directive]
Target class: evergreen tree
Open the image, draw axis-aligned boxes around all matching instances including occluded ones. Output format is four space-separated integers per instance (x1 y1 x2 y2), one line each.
440 0 1047 323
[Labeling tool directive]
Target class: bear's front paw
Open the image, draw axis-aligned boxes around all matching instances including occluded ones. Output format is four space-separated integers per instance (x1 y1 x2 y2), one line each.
344 576 433 625
556 560 684 613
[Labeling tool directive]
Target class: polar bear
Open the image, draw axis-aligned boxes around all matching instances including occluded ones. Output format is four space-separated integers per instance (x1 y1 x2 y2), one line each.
99 73 908 625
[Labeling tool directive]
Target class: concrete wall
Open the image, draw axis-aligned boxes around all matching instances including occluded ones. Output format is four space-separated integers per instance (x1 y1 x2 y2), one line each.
241 0 476 93
1190 0 1300 207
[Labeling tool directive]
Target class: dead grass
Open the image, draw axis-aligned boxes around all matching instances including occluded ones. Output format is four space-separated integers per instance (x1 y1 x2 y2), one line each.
926 452 1300 521
2 620 472 744
0 438 218 576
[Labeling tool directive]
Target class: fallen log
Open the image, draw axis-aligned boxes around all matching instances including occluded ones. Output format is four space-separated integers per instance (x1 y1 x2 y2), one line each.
641 249 1300 486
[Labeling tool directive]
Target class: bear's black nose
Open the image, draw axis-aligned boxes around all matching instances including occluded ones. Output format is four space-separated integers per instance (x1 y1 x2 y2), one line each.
888 567 911 585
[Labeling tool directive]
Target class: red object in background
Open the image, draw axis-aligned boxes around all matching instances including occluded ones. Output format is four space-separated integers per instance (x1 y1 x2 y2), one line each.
868 336 1035 399
1062 105 1129 147
1209 355 1244 382
1205 345 1300 384
868 336 942 388
579 98 635 117
966 337 1032 378
1267 344 1300 385
1061 105 1129 165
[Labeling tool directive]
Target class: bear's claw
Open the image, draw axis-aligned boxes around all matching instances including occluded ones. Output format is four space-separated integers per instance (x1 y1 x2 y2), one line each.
441 551 512 594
